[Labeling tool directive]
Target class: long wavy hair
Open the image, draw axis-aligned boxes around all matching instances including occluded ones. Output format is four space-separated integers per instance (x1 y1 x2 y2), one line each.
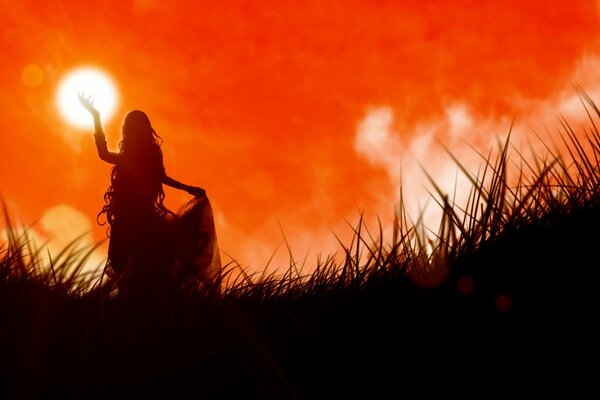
98 110 171 233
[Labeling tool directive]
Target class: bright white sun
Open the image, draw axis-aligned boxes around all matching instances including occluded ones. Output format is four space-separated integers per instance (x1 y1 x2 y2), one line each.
56 67 118 129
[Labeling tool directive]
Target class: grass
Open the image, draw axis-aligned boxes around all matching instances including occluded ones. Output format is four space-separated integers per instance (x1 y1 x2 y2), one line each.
2 90 600 398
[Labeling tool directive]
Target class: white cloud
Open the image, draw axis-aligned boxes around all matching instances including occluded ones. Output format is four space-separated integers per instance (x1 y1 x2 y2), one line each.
446 103 473 138
354 103 500 234
354 106 402 181
353 48 600 247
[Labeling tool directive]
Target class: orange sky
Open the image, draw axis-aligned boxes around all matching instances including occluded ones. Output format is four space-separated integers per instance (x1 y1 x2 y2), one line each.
1 0 600 270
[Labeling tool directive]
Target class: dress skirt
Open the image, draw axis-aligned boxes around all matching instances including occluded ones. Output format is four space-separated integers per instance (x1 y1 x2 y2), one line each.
104 195 221 297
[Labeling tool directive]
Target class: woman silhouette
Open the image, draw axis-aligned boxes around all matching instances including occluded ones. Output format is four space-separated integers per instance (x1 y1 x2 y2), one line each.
79 94 221 298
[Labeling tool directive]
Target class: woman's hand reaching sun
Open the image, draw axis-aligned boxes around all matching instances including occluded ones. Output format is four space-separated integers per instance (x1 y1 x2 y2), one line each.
78 92 105 137
78 92 100 117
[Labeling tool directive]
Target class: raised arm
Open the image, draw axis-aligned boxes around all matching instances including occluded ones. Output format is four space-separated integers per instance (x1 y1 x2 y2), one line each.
78 93 120 164
93 131 120 165
163 173 206 197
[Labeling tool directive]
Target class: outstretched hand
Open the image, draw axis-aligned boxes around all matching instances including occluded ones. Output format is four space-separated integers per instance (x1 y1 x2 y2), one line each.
187 186 206 198
78 93 100 117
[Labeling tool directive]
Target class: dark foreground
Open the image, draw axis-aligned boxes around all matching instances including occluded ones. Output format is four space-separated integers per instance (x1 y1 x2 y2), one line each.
2 207 599 400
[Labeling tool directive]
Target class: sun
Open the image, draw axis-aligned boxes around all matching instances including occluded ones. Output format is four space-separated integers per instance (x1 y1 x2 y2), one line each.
56 67 118 130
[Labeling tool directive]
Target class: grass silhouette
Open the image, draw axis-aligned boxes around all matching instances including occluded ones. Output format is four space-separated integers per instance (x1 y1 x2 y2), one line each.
2 90 600 398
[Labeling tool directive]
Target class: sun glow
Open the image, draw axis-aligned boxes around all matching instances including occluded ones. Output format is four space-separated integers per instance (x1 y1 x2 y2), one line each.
56 67 118 129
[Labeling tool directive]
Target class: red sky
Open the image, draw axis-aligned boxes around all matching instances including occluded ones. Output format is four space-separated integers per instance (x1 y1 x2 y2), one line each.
1 0 600 270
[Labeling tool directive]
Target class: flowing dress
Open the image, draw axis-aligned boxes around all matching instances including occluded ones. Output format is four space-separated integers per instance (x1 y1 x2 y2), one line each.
95 133 220 297
169 195 222 293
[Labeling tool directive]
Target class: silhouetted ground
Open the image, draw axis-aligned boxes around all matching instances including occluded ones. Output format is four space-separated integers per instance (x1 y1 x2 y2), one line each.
1 204 599 399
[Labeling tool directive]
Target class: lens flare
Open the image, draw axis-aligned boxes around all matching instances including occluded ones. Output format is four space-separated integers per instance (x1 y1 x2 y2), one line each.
21 65 44 88
56 67 118 129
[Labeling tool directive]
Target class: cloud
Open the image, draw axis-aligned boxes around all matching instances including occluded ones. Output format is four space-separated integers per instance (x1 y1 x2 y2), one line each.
446 103 474 138
354 106 402 182
354 104 495 231
352 53 600 239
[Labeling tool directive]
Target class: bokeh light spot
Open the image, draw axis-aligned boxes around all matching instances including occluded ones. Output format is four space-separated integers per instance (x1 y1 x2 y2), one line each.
409 262 450 289
494 294 512 312
456 275 475 295
21 64 44 88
